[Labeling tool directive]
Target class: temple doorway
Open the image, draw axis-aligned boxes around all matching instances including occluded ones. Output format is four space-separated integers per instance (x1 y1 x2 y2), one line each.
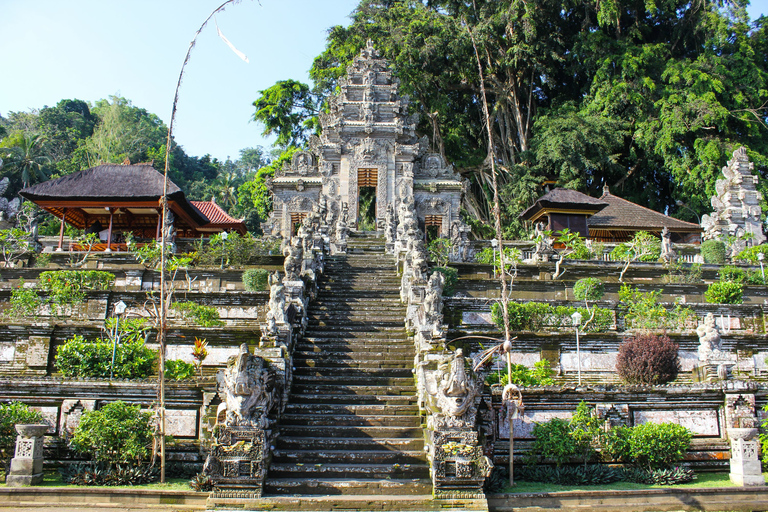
357 168 378 231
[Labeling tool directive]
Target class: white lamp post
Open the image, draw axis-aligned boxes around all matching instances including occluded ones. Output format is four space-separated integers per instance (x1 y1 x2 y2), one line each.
758 252 765 285
220 231 229 269
571 310 583 385
110 300 128 380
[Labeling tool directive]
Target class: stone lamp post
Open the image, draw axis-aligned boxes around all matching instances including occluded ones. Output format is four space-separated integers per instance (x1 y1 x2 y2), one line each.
5 424 48 486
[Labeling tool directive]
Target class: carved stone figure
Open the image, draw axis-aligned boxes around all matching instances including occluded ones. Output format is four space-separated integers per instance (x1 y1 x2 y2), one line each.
218 344 276 428
532 221 554 262
697 313 723 362
385 204 397 248
661 226 676 262
424 271 445 326
436 349 477 418
267 272 286 325
283 238 303 281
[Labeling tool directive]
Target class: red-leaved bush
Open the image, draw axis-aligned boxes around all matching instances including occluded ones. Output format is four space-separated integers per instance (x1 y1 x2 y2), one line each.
616 333 680 385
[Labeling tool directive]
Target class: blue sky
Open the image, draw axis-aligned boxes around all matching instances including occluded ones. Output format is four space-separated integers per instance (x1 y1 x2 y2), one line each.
1 0 766 162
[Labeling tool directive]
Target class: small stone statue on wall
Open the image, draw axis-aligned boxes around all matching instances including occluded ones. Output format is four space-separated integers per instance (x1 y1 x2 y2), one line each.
283 238 303 281
697 313 724 362
660 227 676 263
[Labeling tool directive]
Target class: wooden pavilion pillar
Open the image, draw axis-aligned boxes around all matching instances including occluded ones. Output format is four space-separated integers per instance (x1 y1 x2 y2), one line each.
105 208 114 252
156 208 162 240
56 208 67 252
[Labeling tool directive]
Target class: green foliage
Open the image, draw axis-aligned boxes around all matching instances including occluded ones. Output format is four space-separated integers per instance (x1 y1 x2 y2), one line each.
734 244 768 265
171 301 223 327
616 333 680 385
427 238 453 267
556 229 593 260
514 464 694 486
474 246 522 273
55 333 156 379
624 423 692 470
704 281 743 304
573 278 604 302
610 232 661 263
530 402 601 467
618 284 697 330
0 401 45 461
491 301 613 333
430 266 458 296
164 359 196 381
485 360 555 387
700 240 726 265
242 268 270 291
59 461 159 486
0 228 33 265
252 80 319 147
190 472 214 492
192 233 281 268
663 260 703 284
7 279 42 318
718 265 746 284
69 401 154 464
38 270 115 307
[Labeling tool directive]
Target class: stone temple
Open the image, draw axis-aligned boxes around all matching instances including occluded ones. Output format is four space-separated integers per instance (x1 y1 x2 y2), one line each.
265 41 465 240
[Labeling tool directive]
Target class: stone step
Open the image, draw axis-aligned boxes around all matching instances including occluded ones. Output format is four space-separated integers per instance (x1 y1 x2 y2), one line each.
281 414 420 427
272 449 426 465
294 350 414 362
307 315 405 324
280 425 423 439
303 324 406 334
252 495 486 511
268 462 430 480
307 320 404 329
293 358 412 369
292 375 416 386
284 403 420 416
292 368 413 379
264 477 432 497
276 436 423 451
291 386 416 399
289 394 417 406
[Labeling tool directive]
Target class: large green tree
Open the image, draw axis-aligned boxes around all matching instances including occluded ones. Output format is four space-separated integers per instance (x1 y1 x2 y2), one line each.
252 0 768 236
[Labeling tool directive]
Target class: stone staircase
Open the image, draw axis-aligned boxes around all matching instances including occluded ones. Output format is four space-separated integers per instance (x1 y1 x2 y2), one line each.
264 231 432 498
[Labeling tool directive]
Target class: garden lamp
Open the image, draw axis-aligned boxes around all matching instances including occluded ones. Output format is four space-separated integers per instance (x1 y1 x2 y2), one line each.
110 300 128 380
220 231 229 269
571 310 582 385
758 252 765 284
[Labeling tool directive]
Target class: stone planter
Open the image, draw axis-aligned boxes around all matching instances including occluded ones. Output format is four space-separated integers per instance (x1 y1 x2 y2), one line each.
727 427 764 486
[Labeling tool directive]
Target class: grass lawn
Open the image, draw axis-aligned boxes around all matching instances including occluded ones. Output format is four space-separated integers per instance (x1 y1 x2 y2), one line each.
498 472 763 494
0 469 192 491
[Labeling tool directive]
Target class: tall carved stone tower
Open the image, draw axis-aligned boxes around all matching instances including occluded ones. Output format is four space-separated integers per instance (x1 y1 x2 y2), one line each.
267 41 464 240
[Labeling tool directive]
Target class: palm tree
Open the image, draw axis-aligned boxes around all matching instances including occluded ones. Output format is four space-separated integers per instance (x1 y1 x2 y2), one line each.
5 133 51 188
215 170 238 209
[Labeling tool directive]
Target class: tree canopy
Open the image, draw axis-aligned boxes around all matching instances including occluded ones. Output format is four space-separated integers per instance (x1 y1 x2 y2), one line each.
252 0 768 237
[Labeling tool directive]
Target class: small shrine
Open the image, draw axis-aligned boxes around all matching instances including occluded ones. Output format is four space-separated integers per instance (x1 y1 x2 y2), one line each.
20 162 245 251
265 41 466 241
701 147 765 252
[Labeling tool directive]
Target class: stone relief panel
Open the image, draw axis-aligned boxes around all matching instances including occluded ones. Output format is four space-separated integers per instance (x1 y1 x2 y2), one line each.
633 409 721 436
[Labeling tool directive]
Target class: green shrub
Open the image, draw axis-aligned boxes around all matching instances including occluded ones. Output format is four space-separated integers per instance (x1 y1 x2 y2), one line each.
0 402 45 462
7 279 42 318
474 246 522 272
431 266 458 296
192 233 281 268
609 231 661 262
242 268 269 291
573 278 604 301
663 261 703 284
718 265 746 283
70 401 154 464
60 461 159 486
485 360 555 386
491 301 613 333
616 333 680 385
55 334 156 379
165 359 196 381
171 301 224 327
618 284 697 330
38 270 115 307
704 281 743 304
626 422 692 470
529 402 601 467
700 239 726 264
734 244 768 264
427 238 453 267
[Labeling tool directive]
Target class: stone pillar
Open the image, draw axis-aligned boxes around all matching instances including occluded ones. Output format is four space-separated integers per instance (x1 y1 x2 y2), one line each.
728 428 764 486
5 424 48 486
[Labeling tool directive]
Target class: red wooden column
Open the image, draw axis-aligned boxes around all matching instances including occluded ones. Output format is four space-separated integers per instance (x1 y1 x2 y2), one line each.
156 208 162 240
56 208 67 252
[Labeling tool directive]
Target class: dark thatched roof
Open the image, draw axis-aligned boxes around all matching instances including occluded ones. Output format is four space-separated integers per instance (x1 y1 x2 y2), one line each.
520 188 608 221
19 163 183 201
588 189 702 232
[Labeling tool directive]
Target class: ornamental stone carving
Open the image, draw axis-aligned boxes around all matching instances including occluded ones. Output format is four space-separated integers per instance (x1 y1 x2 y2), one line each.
701 147 765 254
217 344 279 429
